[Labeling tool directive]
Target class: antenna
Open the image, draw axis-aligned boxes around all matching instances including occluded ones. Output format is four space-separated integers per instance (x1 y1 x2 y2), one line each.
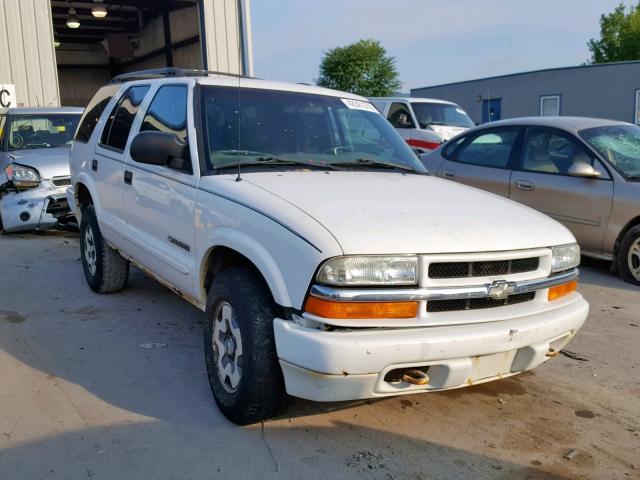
235 21 243 183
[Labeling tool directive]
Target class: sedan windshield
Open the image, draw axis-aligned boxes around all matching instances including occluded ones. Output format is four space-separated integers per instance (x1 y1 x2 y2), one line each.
411 102 474 129
8 114 81 151
200 86 426 174
580 125 640 179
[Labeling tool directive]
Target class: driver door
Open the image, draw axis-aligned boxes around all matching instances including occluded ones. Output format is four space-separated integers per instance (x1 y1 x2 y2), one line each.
387 102 415 144
510 126 614 254
121 83 198 296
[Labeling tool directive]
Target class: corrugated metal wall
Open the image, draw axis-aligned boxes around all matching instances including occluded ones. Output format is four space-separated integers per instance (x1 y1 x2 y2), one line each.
200 0 251 75
411 62 640 125
0 0 59 107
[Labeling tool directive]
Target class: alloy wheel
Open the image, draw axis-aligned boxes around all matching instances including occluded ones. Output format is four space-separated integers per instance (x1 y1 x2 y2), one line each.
84 225 97 276
212 301 243 393
628 237 640 281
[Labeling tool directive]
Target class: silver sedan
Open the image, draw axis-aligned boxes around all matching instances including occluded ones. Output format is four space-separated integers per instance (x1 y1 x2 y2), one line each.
0 107 83 233
422 116 640 284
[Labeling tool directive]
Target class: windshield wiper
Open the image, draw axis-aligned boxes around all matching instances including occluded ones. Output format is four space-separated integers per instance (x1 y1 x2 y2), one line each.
331 158 422 173
217 156 340 170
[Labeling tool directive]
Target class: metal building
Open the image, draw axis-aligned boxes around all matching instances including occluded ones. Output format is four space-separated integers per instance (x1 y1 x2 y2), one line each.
0 0 252 108
411 61 640 125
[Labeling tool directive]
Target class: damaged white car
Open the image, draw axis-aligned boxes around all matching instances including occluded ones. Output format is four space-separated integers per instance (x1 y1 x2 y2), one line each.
0 107 82 233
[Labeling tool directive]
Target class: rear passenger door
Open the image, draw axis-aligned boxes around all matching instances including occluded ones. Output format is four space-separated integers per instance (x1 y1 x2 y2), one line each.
92 84 150 247
510 127 614 254
121 83 196 296
435 127 521 197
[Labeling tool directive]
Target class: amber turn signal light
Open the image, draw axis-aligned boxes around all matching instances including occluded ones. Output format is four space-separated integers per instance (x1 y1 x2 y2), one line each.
548 280 578 301
305 296 418 319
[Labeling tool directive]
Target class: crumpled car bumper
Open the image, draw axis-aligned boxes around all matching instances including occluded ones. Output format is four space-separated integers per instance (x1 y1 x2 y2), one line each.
0 181 73 232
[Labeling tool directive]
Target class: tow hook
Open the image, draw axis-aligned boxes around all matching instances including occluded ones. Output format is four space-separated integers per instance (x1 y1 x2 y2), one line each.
546 348 560 358
401 369 430 386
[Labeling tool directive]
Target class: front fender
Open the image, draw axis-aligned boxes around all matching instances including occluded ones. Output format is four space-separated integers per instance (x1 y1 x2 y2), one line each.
71 171 102 223
200 227 292 307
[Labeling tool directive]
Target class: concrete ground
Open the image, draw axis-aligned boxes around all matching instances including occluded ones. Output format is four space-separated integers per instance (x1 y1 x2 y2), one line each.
0 232 638 480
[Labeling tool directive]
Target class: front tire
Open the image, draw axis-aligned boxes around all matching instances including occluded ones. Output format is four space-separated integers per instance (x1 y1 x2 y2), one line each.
204 266 286 424
617 225 640 285
80 205 130 293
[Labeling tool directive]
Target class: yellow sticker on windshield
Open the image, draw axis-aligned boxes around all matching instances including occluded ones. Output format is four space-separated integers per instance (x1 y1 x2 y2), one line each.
56 125 66 132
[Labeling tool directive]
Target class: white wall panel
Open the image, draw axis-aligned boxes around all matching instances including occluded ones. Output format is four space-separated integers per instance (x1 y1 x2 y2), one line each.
0 0 59 106
200 0 249 74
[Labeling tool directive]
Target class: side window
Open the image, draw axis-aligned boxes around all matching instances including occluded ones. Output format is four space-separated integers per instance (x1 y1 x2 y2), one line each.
75 84 119 143
140 85 188 142
441 135 466 159
454 128 519 168
387 102 415 129
101 85 150 151
521 128 605 176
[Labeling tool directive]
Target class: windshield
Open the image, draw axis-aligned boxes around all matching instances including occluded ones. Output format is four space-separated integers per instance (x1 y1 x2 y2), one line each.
411 102 474 129
580 125 640 179
8 114 81 151
200 86 426 174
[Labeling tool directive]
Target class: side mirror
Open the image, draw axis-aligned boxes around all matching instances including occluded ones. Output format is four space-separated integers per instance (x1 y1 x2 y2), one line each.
130 131 187 169
567 162 600 178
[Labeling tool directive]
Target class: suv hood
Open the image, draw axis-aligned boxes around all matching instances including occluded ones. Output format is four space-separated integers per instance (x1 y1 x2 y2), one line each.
240 171 575 255
7 147 71 180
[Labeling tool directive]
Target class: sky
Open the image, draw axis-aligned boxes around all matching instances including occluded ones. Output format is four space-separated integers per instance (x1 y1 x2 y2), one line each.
251 0 637 92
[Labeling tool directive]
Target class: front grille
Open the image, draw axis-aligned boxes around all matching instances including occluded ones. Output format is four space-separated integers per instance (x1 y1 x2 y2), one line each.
429 257 540 279
426 292 536 313
51 176 71 187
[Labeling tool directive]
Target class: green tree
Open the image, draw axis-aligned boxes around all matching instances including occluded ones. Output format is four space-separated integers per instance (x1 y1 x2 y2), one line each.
317 39 401 96
588 2 640 63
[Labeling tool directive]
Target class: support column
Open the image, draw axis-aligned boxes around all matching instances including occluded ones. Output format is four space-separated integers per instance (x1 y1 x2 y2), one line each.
162 10 174 68
198 0 253 75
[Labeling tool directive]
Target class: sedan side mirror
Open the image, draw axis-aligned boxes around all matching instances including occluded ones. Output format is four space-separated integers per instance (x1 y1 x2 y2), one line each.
568 162 600 178
130 131 188 170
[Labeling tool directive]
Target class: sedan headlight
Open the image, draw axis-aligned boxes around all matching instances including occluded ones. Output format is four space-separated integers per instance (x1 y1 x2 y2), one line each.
5 163 40 189
551 244 580 273
316 255 418 286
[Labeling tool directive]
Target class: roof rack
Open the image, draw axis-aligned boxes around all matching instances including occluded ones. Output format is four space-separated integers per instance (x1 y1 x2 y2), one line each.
110 67 252 83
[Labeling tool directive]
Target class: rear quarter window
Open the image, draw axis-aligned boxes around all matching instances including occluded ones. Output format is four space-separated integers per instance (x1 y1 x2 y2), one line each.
75 84 120 143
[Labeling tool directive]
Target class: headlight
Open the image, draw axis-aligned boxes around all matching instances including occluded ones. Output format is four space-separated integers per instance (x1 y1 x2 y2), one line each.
551 244 580 273
5 163 40 189
316 255 418 286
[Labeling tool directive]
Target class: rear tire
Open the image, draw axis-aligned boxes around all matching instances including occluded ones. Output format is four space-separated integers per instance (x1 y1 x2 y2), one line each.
204 266 286 424
617 225 640 285
80 205 129 293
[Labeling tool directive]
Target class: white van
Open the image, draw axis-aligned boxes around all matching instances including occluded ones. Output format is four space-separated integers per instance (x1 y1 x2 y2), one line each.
370 97 474 153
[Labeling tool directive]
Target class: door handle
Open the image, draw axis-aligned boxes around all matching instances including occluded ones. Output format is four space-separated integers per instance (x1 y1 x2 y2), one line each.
515 180 535 191
124 170 133 185
441 170 456 179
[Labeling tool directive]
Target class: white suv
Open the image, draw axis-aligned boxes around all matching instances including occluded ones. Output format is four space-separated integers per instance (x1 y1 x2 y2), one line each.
370 97 474 153
68 68 588 424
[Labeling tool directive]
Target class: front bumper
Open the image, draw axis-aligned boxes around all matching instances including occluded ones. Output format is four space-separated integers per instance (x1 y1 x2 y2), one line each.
274 294 588 401
0 182 72 232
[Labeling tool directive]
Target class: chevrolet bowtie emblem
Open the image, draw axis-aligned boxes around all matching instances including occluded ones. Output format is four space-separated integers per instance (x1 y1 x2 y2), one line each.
487 280 516 300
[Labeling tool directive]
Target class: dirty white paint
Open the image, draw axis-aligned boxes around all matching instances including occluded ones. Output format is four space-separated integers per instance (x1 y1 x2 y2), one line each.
0 0 59 107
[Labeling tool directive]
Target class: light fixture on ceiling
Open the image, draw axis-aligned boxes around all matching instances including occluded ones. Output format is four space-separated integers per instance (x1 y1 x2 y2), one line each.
66 7 80 28
91 0 108 18
54 36 61 48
